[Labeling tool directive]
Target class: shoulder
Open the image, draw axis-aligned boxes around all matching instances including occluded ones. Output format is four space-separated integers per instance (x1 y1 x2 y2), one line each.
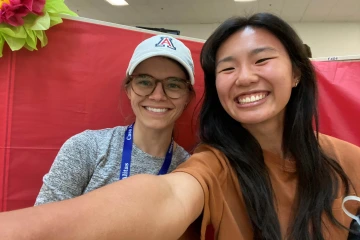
319 133 360 193
70 126 127 144
60 126 128 152
172 144 232 235
173 144 230 185
194 144 230 169
173 143 191 162
81 126 127 141
319 133 360 163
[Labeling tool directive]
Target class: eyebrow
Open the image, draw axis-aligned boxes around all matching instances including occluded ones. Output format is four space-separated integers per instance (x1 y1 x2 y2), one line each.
216 47 278 67
250 47 277 56
216 56 235 67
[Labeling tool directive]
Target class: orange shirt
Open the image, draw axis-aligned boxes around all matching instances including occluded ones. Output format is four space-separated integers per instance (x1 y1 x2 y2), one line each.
173 134 360 239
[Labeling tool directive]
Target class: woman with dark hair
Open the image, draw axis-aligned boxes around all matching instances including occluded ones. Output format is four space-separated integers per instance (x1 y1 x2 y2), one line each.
0 13 359 240
195 13 359 239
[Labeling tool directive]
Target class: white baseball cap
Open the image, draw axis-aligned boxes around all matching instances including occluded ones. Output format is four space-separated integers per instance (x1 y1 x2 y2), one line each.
126 35 195 85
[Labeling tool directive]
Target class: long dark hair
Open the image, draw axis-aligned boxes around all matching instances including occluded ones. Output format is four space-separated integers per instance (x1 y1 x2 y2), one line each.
199 13 351 239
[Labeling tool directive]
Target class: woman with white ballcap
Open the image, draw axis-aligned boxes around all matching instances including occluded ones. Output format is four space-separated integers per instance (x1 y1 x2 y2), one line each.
34 34 196 205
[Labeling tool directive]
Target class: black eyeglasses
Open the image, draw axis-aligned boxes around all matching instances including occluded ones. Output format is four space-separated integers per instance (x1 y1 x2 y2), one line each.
128 74 191 99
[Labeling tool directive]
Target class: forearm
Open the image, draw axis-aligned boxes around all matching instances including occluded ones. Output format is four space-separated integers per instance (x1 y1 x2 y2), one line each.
0 174 190 240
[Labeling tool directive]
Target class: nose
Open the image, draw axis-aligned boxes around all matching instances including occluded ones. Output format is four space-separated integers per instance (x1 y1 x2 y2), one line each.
235 64 259 86
148 82 167 101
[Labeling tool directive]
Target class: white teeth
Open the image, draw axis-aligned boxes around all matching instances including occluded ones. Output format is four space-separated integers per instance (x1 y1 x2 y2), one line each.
145 107 168 113
238 94 266 104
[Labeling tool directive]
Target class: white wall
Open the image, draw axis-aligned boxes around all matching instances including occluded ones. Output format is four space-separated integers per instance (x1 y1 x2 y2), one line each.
291 22 360 59
133 23 217 41
133 22 360 58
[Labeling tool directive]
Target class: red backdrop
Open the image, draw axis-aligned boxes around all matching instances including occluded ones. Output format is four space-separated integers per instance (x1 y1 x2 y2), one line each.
0 18 359 213
315 61 360 146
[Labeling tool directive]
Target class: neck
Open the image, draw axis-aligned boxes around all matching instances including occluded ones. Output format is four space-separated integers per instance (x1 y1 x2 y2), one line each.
132 121 174 158
243 112 285 157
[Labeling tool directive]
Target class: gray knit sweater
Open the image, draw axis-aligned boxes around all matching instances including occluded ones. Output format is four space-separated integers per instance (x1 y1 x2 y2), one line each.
34 126 190 205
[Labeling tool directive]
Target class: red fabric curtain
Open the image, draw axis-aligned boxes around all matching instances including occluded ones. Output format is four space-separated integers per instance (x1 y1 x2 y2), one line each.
315 61 360 147
0 19 359 214
0 19 204 211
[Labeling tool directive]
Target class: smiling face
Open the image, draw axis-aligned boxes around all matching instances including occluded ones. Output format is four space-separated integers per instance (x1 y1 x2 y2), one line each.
215 26 299 130
126 56 191 131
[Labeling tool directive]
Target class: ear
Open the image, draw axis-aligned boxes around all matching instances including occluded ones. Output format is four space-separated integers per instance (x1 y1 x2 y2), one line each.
125 85 131 99
292 68 301 88
184 91 195 108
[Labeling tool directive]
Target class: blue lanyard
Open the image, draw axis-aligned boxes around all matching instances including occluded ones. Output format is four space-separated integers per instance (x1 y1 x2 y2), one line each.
119 123 174 180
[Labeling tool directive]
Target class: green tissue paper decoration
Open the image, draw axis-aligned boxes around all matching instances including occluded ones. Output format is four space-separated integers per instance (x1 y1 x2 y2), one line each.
0 0 77 57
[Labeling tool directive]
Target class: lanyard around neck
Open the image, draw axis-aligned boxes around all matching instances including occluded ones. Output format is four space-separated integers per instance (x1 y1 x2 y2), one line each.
119 123 174 180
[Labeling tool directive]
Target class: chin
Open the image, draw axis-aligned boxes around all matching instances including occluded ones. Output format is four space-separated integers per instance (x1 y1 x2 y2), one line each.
234 116 270 126
232 110 277 125
239 120 264 126
143 121 174 131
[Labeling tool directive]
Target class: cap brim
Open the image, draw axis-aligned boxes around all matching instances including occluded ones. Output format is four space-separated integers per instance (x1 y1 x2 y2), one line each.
126 52 195 85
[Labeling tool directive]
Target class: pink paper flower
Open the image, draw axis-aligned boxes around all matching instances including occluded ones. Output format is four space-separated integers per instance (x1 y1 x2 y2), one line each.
0 0 45 26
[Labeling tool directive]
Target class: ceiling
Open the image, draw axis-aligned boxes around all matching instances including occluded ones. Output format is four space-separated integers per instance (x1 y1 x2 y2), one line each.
64 0 360 25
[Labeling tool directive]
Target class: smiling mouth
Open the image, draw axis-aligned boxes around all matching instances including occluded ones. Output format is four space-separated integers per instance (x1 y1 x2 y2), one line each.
144 106 170 113
236 92 269 105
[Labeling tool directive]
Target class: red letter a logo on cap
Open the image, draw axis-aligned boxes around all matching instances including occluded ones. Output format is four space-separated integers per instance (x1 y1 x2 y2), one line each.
155 37 176 50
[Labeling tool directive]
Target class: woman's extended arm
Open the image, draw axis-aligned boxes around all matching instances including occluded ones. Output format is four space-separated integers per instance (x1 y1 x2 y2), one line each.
0 173 204 240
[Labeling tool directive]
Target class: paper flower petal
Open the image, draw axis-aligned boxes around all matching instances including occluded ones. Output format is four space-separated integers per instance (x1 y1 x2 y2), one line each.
30 11 49 30
2 32 25 50
44 0 76 16
0 36 4 57
0 23 27 37
0 0 77 57
48 13 62 27
24 26 37 49
33 29 46 47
